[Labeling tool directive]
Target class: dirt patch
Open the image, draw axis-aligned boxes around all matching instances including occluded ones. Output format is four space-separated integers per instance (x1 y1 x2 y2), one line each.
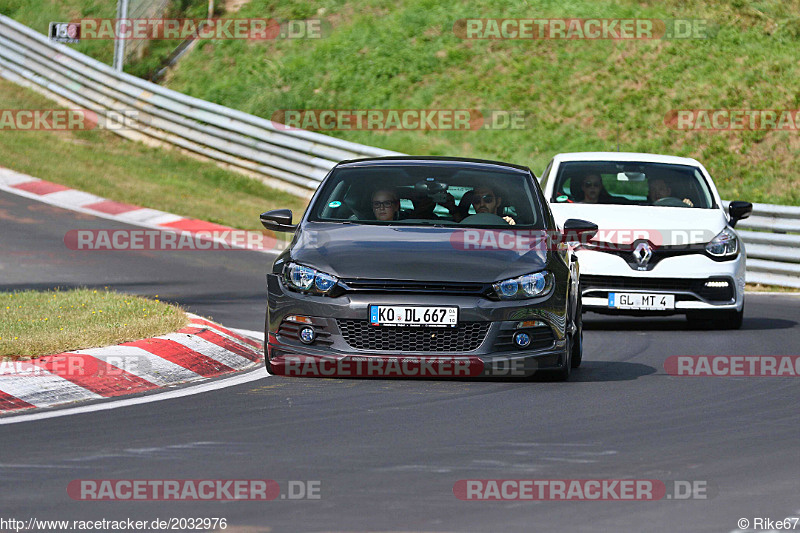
224 0 252 14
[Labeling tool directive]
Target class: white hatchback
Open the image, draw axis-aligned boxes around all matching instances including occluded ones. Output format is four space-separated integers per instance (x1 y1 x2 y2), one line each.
540 152 753 328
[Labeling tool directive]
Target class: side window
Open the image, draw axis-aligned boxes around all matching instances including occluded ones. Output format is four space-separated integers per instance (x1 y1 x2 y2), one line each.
695 169 714 208
318 181 349 219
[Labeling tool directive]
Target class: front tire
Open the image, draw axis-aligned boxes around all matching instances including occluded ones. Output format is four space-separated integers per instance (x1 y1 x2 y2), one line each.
550 294 579 382
264 348 275 374
570 294 583 368
549 334 572 382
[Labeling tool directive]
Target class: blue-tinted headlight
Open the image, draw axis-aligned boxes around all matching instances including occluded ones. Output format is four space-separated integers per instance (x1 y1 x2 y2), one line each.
314 273 336 292
289 264 315 290
521 272 547 297
493 271 553 300
499 279 519 297
285 263 338 294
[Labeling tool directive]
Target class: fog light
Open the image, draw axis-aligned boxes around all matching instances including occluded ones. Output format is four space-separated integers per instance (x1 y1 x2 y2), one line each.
514 331 531 348
705 280 729 288
299 326 316 344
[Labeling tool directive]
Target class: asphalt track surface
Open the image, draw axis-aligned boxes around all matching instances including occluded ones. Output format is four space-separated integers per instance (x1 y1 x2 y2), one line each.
1 189 799 533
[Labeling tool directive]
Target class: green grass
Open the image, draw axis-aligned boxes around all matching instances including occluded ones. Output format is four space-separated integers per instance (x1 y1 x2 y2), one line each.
159 0 800 205
0 289 188 358
0 78 308 229
746 283 800 293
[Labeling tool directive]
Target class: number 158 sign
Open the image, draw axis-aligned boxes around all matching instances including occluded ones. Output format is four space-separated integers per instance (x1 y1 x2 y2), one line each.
49 22 81 43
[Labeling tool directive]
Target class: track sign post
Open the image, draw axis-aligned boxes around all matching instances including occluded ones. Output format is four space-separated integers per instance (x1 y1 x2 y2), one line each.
49 22 81 43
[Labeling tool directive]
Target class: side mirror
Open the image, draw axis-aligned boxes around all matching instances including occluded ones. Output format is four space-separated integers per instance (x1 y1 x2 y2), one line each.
260 209 297 232
728 201 752 228
562 218 598 242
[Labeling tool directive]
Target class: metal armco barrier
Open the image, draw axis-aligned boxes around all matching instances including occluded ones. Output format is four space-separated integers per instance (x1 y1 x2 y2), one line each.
729 203 800 289
0 15 798 287
0 15 400 197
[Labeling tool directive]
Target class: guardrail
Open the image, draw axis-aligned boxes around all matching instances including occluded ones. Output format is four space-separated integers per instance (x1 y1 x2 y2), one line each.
732 203 800 288
0 15 798 287
0 14 400 197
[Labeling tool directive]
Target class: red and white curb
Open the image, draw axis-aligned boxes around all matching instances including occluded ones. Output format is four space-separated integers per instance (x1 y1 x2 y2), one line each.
0 166 288 252
0 314 263 414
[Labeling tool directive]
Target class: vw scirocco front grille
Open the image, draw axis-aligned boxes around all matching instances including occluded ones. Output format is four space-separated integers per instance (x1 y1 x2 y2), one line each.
337 320 489 352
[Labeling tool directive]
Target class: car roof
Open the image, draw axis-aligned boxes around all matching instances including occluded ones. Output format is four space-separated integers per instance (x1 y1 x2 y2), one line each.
336 156 533 174
551 152 702 167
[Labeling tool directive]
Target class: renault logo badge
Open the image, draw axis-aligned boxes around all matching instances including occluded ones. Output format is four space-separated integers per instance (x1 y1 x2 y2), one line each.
633 242 653 269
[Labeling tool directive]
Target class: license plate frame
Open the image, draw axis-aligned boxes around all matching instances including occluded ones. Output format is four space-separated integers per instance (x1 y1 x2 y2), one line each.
369 305 458 327
608 292 675 310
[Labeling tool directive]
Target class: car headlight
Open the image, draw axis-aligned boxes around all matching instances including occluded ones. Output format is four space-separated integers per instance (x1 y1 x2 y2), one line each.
493 271 554 300
284 262 339 294
705 228 739 258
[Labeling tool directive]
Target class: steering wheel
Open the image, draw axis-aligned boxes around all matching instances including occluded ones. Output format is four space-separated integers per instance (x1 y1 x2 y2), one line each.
653 197 689 207
460 213 510 225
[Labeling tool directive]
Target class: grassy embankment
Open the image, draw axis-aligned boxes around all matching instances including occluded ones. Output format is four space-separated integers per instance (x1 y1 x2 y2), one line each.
0 289 188 359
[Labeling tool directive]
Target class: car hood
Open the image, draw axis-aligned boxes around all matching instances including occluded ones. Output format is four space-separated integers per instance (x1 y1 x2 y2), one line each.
550 204 727 245
288 223 549 282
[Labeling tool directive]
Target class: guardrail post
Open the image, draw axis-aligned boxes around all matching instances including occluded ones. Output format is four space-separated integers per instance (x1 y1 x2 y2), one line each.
112 0 129 71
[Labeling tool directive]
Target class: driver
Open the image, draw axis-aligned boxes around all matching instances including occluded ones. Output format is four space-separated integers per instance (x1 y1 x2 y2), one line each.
449 185 515 224
648 178 693 207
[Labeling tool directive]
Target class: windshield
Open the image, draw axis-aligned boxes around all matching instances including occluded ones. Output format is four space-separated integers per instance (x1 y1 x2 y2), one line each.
550 161 716 209
309 163 544 228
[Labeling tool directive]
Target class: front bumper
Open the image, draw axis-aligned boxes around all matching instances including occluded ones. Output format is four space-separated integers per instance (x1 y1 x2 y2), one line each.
576 249 746 315
266 274 569 378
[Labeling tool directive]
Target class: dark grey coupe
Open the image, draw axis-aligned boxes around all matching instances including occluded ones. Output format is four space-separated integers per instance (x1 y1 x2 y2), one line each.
260 157 596 380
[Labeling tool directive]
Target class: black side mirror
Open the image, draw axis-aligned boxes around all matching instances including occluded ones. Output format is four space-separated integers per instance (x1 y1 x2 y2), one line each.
728 201 752 228
260 209 297 232
562 218 598 242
